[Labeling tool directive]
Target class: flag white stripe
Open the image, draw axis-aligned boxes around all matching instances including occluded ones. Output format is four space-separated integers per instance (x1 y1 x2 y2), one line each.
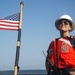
0 22 19 26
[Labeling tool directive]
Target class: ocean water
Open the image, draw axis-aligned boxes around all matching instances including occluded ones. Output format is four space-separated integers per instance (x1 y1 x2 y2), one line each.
0 70 47 75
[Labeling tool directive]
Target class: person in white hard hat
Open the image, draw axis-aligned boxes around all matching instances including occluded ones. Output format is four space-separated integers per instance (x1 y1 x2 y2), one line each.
45 14 75 75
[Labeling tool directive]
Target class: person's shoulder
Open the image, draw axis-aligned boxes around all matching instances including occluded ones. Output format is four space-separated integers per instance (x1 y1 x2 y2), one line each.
54 37 60 40
51 37 59 42
52 38 57 41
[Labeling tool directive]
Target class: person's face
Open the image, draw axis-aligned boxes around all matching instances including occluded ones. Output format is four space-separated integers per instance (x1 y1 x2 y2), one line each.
57 20 72 32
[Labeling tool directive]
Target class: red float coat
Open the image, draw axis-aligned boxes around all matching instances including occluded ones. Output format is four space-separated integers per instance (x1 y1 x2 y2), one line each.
47 37 75 69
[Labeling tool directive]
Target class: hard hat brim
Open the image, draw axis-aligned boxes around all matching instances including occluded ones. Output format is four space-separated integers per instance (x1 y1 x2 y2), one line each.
55 18 75 32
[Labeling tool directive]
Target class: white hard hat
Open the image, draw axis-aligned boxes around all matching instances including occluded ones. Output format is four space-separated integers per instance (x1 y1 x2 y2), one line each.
55 14 75 32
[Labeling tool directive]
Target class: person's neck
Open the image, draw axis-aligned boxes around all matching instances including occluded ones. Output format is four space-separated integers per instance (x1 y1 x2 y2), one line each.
60 31 70 37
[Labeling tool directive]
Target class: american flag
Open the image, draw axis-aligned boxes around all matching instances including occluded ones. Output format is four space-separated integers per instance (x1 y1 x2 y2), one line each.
0 13 20 31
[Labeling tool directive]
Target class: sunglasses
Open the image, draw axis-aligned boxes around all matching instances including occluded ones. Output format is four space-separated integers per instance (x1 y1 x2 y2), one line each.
58 20 70 25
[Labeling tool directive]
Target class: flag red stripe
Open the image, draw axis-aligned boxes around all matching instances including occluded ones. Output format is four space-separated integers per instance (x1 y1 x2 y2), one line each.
0 20 19 24
0 26 18 30
0 28 18 31
0 24 19 27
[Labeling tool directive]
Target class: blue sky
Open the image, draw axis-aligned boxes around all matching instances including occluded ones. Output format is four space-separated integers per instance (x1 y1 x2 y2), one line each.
0 0 75 70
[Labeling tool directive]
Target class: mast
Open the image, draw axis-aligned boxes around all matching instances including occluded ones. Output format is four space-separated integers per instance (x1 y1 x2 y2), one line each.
14 2 24 75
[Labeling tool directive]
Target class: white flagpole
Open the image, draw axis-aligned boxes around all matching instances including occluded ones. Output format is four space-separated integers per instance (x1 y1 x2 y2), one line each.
14 2 24 75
